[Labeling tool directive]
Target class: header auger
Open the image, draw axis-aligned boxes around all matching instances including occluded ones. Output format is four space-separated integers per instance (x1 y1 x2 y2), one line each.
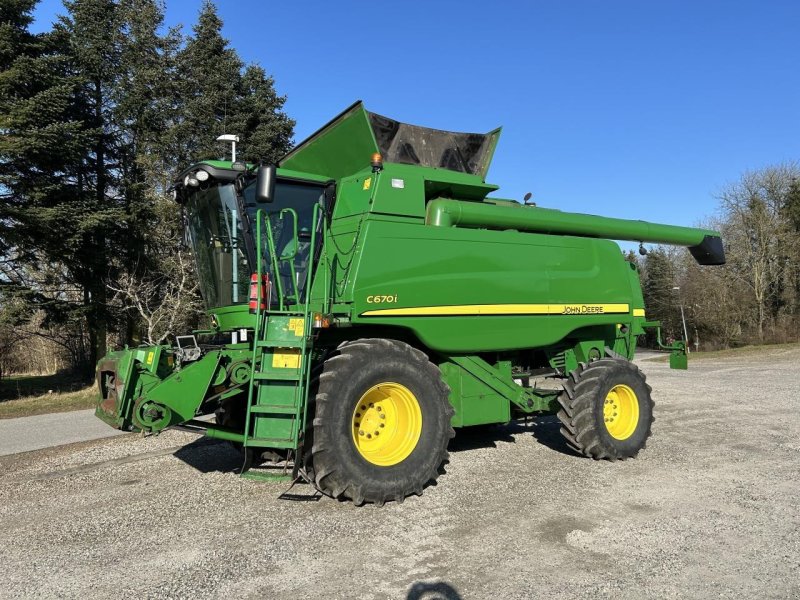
95 101 724 505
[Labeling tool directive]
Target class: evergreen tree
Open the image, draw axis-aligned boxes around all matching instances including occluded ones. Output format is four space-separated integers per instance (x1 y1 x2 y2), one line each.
55 0 127 368
641 248 681 342
779 176 800 318
175 1 293 167
2 0 296 375
113 0 183 343
0 0 100 370
232 64 294 164
174 1 243 165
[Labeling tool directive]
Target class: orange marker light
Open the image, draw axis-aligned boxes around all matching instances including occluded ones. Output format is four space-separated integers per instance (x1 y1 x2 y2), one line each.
370 153 383 172
313 313 331 328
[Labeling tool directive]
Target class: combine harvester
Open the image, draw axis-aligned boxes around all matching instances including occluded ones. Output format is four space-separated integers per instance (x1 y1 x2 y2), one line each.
95 102 725 505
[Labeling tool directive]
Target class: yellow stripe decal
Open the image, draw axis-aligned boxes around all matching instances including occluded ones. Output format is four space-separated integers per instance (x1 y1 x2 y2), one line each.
361 303 631 317
633 308 646 318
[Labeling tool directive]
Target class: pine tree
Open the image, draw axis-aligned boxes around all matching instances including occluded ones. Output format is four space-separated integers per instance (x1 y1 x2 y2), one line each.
2 0 297 375
174 1 243 165
175 1 293 167
641 248 681 342
55 0 128 367
232 64 294 164
112 0 184 343
780 176 800 319
0 0 100 370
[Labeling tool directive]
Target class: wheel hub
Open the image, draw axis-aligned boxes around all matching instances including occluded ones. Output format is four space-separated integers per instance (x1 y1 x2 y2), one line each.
351 382 422 466
603 384 639 440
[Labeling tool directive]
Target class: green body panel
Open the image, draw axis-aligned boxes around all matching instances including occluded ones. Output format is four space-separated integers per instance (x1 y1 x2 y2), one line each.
280 102 379 181
209 304 256 332
95 102 717 456
344 215 639 353
439 361 511 427
142 352 222 425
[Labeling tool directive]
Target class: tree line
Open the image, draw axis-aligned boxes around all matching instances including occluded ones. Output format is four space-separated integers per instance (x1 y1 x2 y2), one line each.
637 163 800 350
0 0 293 379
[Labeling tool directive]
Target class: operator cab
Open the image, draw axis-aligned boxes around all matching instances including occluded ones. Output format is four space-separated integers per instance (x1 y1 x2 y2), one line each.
174 161 330 312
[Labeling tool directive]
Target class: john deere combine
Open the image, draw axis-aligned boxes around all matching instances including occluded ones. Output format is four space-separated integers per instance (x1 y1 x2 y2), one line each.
95 102 725 505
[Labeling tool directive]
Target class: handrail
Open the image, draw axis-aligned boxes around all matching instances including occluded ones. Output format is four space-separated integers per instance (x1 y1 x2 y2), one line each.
259 210 285 311
299 203 323 438
278 208 300 302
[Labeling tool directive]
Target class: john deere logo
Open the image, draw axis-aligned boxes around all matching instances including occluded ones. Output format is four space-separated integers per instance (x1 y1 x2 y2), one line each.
562 305 605 315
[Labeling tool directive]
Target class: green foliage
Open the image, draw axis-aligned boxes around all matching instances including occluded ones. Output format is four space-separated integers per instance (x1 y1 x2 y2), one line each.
635 164 800 349
0 0 294 377
641 248 681 341
174 1 293 166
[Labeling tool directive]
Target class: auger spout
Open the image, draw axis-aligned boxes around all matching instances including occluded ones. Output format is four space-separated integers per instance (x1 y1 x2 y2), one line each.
425 198 725 265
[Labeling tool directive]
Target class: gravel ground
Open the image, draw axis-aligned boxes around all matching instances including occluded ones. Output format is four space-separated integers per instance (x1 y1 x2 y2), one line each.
1 348 798 599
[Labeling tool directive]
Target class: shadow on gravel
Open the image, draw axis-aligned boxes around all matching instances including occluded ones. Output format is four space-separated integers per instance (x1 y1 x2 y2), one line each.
174 416 582 476
449 417 581 458
407 581 462 600
530 415 582 458
172 437 242 473
447 423 516 452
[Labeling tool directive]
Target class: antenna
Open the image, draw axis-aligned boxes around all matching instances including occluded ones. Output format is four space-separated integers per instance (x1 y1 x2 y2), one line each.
216 134 239 162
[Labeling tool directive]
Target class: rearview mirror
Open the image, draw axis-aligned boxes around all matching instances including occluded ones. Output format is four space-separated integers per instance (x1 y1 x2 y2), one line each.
255 164 276 203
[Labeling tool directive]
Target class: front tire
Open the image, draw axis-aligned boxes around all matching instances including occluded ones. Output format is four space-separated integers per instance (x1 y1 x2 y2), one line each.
557 358 654 460
309 339 454 506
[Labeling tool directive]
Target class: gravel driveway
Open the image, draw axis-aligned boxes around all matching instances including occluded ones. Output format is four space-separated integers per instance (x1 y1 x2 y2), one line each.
1 348 798 599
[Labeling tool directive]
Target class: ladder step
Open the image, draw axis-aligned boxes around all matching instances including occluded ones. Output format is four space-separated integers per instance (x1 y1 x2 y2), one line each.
250 405 298 415
256 340 306 349
245 437 296 448
253 372 302 381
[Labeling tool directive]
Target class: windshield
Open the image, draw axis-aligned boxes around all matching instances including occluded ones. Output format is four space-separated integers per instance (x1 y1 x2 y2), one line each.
242 180 325 305
185 184 250 309
184 180 325 310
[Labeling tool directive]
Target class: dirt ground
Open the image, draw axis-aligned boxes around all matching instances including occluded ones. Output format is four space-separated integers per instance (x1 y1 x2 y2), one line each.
1 348 798 599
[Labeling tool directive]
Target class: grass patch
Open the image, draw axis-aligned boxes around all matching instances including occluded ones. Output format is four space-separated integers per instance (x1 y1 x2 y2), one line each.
0 372 96 419
0 372 88 400
0 386 97 419
685 342 800 360
642 342 800 363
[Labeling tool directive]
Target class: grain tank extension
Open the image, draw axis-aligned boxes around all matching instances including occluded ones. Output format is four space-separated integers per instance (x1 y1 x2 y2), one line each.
95 102 724 505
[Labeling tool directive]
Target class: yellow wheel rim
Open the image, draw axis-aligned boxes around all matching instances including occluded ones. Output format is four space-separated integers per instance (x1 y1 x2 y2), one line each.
351 382 422 466
603 384 640 440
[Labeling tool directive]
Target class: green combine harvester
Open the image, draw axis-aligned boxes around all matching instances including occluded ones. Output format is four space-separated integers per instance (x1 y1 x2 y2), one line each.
95 102 725 505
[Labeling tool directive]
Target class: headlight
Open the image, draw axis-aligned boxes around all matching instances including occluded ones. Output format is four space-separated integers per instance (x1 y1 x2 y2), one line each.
195 169 209 182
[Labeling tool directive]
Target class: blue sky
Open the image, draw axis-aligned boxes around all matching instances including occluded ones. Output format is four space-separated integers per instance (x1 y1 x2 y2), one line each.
32 1 800 228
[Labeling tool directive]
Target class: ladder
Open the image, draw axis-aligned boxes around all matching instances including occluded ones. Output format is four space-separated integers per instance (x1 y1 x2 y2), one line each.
239 204 324 477
241 311 312 456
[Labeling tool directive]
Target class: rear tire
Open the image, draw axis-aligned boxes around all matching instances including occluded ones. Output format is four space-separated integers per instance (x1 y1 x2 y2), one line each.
309 339 454 506
557 358 654 460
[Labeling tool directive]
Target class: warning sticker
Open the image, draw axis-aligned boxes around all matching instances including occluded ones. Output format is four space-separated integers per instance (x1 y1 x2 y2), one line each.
273 349 301 369
288 318 304 337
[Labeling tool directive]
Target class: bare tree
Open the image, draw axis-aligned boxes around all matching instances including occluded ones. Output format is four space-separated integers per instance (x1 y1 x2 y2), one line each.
108 245 201 345
717 164 800 340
